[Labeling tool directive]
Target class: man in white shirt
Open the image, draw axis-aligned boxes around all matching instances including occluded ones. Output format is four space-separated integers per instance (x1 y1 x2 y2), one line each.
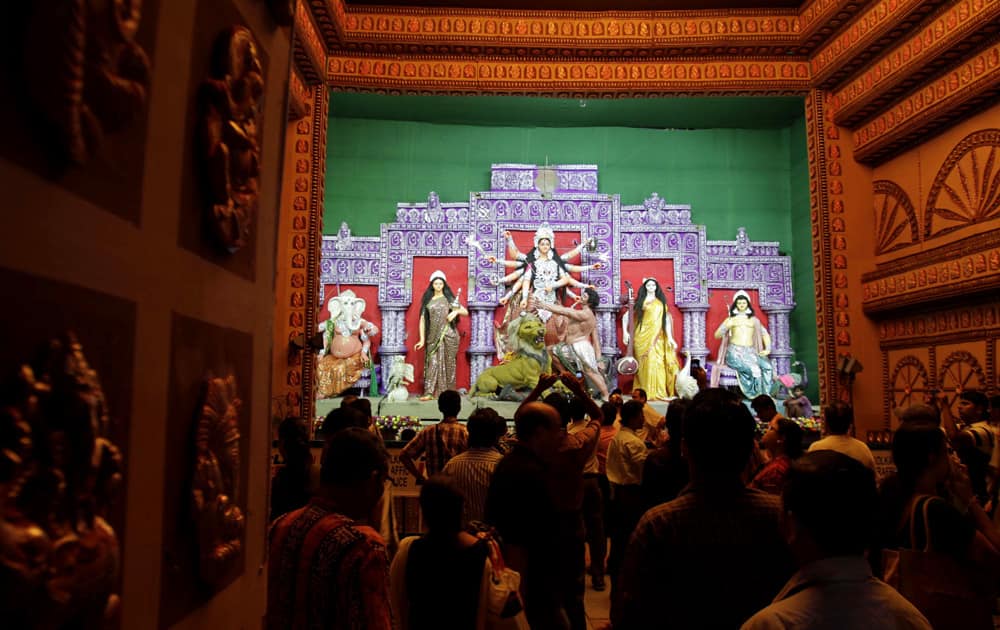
631 388 664 446
742 450 930 630
605 400 648 596
808 401 876 471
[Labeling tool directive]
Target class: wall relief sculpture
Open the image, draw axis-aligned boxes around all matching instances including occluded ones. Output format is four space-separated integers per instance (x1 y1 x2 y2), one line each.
24 0 151 165
197 26 264 253
925 129 1000 239
873 179 919 255
0 333 124 629
191 374 244 588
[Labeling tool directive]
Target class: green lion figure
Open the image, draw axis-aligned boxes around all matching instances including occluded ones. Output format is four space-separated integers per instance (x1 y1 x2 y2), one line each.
472 314 551 397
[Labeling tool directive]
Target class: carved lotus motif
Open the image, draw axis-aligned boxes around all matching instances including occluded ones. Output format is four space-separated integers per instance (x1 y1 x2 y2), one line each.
926 129 1000 238
873 180 919 254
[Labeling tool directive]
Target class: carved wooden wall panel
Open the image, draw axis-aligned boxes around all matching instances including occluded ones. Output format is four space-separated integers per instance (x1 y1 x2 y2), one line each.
177 0 270 280
0 268 136 630
160 314 253 629
0 0 159 224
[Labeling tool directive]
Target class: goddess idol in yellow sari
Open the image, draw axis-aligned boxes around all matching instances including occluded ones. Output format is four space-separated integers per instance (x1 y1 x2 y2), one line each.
623 278 679 399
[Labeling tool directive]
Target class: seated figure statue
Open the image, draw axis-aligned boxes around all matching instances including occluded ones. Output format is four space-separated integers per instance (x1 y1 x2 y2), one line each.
315 290 379 399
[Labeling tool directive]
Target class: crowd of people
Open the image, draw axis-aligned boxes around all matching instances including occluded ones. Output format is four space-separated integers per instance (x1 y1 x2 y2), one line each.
266 383 1000 629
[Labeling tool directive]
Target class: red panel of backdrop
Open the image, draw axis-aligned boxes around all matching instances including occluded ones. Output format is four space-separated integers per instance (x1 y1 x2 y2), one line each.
407 257 471 393
617 260 678 394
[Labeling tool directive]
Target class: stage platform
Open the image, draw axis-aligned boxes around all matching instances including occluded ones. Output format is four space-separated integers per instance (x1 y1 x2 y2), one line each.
315 394 672 422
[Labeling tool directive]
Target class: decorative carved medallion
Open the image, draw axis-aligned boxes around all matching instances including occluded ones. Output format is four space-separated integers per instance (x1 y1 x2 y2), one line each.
0 333 124 628
24 0 151 165
192 374 245 588
873 179 919 255
197 27 264 253
925 129 1000 239
937 350 987 407
889 354 929 411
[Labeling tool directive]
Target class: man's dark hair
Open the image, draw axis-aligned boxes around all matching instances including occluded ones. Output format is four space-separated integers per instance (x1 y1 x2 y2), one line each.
891 421 947 489
684 388 754 477
600 401 618 427
347 397 372 419
420 475 464 535
665 399 688 448
322 406 368 436
621 400 644 426
823 401 854 435
467 409 500 448
632 388 647 401
438 389 462 417
583 287 600 310
514 403 558 440
567 396 587 422
751 395 776 413
339 394 358 408
959 390 990 418
320 427 388 485
543 391 572 427
783 450 878 556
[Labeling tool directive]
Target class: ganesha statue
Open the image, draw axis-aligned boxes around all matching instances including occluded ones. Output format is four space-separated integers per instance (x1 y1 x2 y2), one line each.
315 290 379 399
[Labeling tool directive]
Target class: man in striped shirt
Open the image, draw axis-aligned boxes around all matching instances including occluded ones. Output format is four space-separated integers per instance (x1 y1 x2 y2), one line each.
442 408 504 524
399 389 468 483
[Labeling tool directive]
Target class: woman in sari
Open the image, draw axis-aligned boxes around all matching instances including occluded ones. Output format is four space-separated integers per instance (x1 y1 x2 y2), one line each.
414 270 467 400
623 278 679 400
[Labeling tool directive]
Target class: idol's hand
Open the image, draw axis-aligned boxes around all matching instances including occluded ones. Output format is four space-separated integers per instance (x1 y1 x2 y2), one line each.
759 349 771 357
592 262 603 270
499 295 510 305
414 340 425 350
503 230 512 240
487 255 498 264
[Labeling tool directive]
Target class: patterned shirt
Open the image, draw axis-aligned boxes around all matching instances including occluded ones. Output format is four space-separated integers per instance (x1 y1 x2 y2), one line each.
267 498 393 630
615 484 793 629
400 420 468 477
442 447 504 524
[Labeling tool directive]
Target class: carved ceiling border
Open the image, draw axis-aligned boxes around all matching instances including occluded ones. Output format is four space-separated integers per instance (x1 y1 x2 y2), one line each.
876 300 1000 347
332 9 801 58
325 54 811 93
861 229 1000 313
317 0 867 56
294 0 327 83
809 0 947 89
831 0 1000 127
853 41 1000 164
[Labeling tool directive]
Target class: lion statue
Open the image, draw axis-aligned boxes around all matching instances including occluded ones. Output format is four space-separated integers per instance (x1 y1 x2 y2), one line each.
384 355 414 402
472 314 551 398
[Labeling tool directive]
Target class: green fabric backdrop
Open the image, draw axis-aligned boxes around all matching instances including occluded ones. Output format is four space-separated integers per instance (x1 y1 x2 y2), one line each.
323 96 818 402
